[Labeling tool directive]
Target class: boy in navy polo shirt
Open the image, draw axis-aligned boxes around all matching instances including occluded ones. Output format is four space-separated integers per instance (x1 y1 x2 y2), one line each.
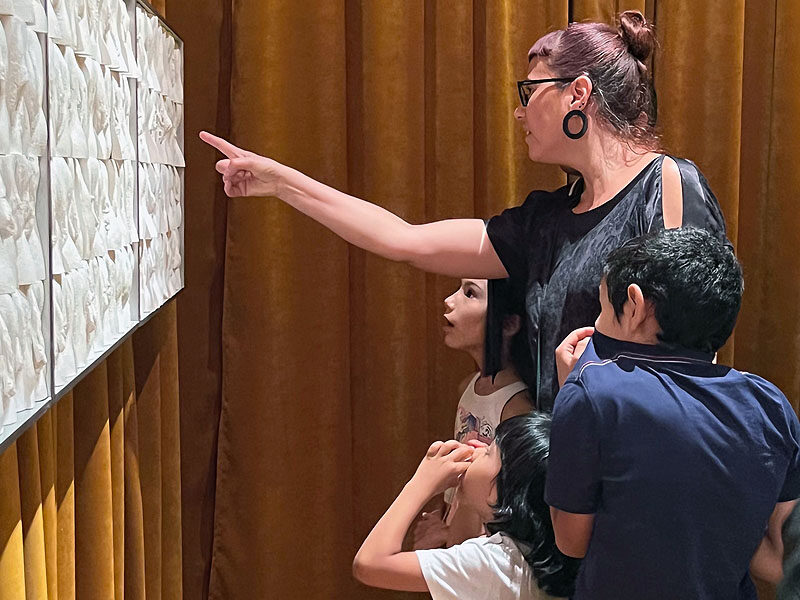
545 228 800 599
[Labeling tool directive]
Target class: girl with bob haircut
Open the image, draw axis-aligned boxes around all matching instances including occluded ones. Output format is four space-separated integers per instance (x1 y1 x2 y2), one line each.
353 413 580 600
413 277 535 549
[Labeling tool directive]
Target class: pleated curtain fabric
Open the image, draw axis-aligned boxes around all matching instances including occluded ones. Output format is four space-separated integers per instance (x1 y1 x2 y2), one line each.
171 1 799 599
0 302 182 600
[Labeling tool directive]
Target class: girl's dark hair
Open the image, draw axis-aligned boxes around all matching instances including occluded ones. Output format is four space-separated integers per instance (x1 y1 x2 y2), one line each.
529 10 659 148
487 413 581 597
483 278 535 394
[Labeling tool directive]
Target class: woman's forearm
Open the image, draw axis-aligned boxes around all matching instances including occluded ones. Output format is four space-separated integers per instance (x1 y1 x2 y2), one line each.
202 131 507 278
278 167 507 279
280 167 418 261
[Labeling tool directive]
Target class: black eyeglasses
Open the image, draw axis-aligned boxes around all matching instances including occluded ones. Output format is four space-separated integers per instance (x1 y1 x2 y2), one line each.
517 77 576 106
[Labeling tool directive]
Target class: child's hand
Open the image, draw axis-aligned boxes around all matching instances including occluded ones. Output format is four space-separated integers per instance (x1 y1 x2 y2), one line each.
556 326 594 388
411 509 449 550
411 440 473 496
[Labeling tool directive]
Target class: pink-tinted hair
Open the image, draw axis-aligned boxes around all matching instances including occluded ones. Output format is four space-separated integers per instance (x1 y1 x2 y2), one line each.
529 11 659 149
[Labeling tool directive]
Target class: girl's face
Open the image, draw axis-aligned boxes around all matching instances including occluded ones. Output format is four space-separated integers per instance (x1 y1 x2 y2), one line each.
513 59 574 165
460 442 503 521
443 279 488 353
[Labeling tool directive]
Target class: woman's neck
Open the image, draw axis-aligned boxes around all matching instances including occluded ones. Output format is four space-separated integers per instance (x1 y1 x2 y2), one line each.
569 132 658 213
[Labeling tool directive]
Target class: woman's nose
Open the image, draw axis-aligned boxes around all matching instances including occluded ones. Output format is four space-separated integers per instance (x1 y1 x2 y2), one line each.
513 105 525 120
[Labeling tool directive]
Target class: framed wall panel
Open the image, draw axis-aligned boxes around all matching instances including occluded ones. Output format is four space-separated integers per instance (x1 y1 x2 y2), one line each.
135 0 184 318
48 0 141 397
0 1 52 443
0 0 184 456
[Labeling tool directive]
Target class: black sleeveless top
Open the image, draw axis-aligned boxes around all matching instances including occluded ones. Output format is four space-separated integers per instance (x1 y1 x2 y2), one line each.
486 155 730 411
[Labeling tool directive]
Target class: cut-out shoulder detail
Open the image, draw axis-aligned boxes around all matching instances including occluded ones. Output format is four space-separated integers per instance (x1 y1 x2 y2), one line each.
661 156 683 228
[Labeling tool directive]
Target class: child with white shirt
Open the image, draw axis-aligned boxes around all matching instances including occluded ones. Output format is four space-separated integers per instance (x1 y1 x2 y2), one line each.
353 412 580 599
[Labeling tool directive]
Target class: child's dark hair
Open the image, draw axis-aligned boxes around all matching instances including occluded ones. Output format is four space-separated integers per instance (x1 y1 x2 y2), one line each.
487 413 580 597
603 227 742 353
484 278 536 394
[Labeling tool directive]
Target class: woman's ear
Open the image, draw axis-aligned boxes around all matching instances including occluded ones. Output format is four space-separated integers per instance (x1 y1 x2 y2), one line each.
570 75 593 109
503 314 522 338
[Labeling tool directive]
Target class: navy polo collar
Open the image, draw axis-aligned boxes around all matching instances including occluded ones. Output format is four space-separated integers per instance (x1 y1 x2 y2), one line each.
591 331 715 364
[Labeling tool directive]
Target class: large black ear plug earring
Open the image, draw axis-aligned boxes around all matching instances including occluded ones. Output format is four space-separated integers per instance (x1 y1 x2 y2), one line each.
562 108 588 139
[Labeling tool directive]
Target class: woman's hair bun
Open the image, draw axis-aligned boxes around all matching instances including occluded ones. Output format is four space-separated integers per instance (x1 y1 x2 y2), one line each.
618 10 655 62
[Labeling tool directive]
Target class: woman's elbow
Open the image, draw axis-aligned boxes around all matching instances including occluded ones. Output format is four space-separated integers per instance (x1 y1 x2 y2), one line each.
379 223 426 265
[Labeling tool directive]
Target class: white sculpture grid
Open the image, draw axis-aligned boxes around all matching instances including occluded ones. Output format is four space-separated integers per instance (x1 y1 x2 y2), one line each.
137 5 183 317
0 0 184 435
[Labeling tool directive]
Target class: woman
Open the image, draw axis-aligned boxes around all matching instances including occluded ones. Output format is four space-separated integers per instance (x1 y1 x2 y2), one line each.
201 10 729 410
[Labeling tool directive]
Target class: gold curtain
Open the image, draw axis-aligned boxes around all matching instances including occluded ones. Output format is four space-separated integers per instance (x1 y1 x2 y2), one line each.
165 1 799 599
0 303 182 600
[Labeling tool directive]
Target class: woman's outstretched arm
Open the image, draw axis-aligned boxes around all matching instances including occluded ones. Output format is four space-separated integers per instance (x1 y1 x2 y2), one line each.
201 131 508 279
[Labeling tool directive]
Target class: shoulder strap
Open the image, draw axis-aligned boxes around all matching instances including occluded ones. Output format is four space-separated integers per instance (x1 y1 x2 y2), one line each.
500 381 529 403
458 372 481 400
568 176 582 198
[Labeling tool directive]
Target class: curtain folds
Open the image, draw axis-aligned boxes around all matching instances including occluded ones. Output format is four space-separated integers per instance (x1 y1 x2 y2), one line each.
179 1 799 599
0 303 182 600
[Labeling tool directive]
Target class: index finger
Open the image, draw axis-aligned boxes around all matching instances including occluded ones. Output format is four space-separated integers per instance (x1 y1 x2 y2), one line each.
426 441 444 457
200 130 246 159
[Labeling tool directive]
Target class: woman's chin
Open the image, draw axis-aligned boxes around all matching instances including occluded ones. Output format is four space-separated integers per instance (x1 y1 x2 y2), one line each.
523 140 560 164
526 147 554 164
525 143 544 162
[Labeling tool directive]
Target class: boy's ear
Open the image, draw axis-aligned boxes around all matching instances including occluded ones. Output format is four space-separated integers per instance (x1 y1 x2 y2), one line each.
503 314 521 337
626 284 652 327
